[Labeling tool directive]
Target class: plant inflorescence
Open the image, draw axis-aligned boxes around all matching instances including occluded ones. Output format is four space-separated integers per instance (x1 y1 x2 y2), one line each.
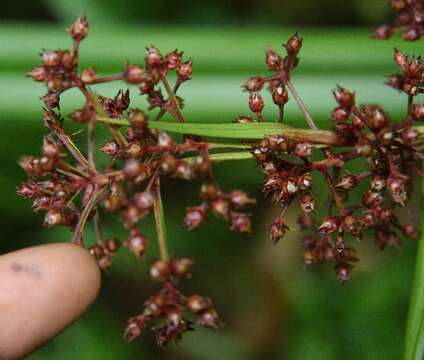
374 0 424 40
18 15 423 346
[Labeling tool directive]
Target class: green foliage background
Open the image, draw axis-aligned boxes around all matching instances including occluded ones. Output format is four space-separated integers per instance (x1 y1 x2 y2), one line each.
0 1 422 359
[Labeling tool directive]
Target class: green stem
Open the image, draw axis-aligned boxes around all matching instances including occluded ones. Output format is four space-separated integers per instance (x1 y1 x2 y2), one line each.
184 151 253 164
405 234 424 360
153 178 169 261
404 174 424 360
95 116 344 144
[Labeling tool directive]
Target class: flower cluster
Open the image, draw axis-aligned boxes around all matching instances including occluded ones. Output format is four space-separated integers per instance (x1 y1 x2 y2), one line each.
374 0 424 41
239 33 302 123
18 16 252 346
16 11 424 347
124 258 222 346
244 40 422 281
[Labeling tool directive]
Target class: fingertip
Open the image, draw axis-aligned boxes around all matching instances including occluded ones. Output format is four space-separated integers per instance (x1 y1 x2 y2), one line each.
0 243 101 359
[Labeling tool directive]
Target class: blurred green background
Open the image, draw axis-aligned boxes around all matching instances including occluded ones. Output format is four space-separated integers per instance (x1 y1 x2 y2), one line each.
0 0 423 359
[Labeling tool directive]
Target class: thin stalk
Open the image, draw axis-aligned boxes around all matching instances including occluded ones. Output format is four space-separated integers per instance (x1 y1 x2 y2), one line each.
286 80 318 130
93 209 103 244
405 234 424 360
87 120 96 168
184 151 253 164
153 178 169 261
71 186 108 245
55 128 91 169
161 76 185 123
404 173 424 360
91 74 124 84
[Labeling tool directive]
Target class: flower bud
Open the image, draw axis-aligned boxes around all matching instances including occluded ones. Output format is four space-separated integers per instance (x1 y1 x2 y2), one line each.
70 108 88 123
229 212 252 234
386 74 405 90
412 104 424 120
126 142 144 158
170 257 193 278
318 216 339 234
362 191 383 208
335 263 352 283
68 16 89 41
211 198 230 219
125 230 148 257
100 140 120 156
195 154 210 174
175 161 193 180
331 107 350 123
149 260 171 281
184 205 207 230
124 64 144 84
299 193 315 213
243 76 265 92
228 190 256 208
333 86 355 108
284 178 298 194
89 244 105 259
235 115 255 123
400 126 418 144
371 176 386 192
342 215 362 237
166 49 183 69
393 48 408 68
41 50 60 67
80 68 96 84
186 294 211 314
134 190 155 211
177 60 193 81
373 25 394 39
42 92 60 109
387 175 407 206
248 93 264 113
298 173 312 190
102 238 120 253
197 309 223 329
402 224 419 240
160 154 178 174
294 143 312 158
42 138 60 157
200 182 219 199
284 32 303 56
44 209 63 227
265 49 282 71
145 46 163 67
129 109 148 129
124 318 144 341
157 131 174 149
124 158 144 178
27 66 47 81
336 174 358 190
403 26 421 41
272 84 289 106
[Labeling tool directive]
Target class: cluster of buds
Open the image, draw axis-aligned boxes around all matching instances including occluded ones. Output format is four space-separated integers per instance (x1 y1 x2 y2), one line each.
374 0 424 41
124 258 222 346
387 48 424 98
19 17 255 347
185 182 255 234
245 41 422 281
89 239 120 271
27 17 89 110
239 33 302 123
16 9 424 347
